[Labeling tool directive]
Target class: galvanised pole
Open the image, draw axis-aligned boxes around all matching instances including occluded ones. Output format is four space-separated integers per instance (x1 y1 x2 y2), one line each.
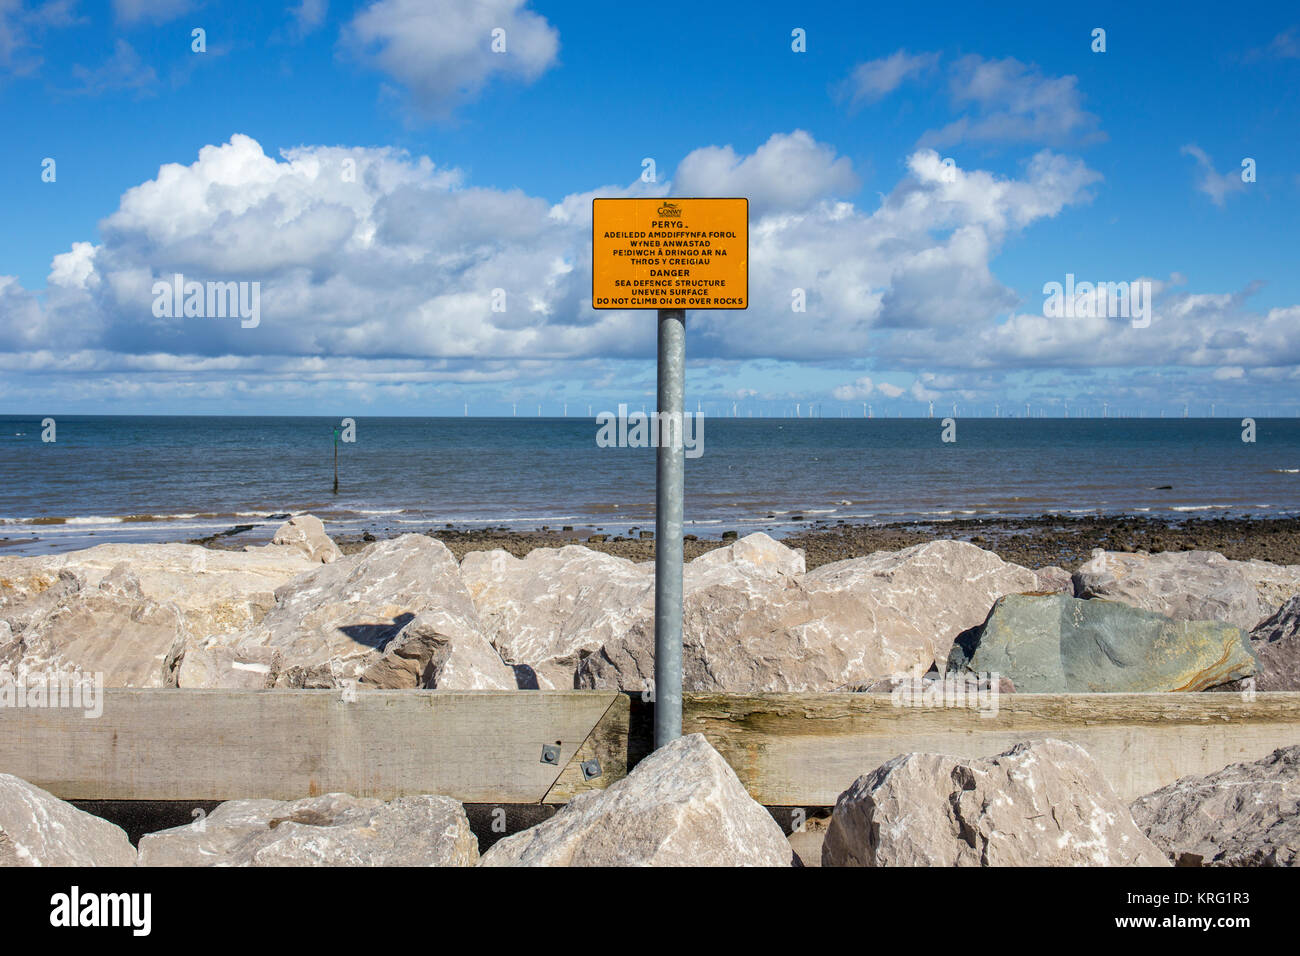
654 308 685 749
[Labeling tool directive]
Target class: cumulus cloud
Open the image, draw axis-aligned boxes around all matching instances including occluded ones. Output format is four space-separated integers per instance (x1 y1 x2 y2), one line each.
840 49 939 105
1181 144 1247 207
0 132 1101 369
4 129 1295 412
673 130 859 216
922 55 1103 148
343 0 559 118
831 376 873 400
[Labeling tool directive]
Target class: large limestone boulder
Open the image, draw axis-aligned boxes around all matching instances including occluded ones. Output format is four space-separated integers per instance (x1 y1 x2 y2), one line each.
0 541 315 639
358 610 516 689
799 540 1040 672
480 734 794 866
0 565 188 686
822 739 1169 867
138 792 478 866
261 514 342 564
1214 595 1300 693
579 538 1038 692
949 592 1255 692
460 545 653 688
177 535 513 689
0 774 137 866
1131 745 1300 867
1073 549 1300 632
1245 596 1300 691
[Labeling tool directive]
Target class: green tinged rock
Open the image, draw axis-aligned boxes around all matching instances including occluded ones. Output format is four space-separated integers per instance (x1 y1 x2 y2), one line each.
949 592 1257 692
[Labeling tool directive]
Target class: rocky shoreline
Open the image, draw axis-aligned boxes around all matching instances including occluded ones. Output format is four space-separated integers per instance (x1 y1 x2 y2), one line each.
222 514 1300 572
2 513 1297 693
2 513 1299 866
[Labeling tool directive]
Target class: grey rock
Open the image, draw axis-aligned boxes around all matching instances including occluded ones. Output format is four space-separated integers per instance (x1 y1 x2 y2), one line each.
1244 596 1300 691
138 792 478 866
1033 565 1074 594
480 734 794 866
1131 745 1300 867
0 773 136 866
822 739 1169 866
949 592 1255 692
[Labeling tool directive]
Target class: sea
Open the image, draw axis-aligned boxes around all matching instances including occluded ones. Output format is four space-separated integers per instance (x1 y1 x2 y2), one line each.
1 415 1297 556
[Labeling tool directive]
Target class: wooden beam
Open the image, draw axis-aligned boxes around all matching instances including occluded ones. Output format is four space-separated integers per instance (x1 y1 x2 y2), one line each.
543 693 631 804
0 689 620 804
683 692 1300 804
2 690 1298 806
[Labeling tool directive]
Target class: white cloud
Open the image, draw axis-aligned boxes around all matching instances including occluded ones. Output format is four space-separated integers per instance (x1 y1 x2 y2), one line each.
1181 144 1247 207
6 130 1297 411
831 376 873 400
0 0 81 74
70 39 157 95
343 0 559 118
922 55 1103 148
672 130 859 216
841 49 939 105
289 0 327 36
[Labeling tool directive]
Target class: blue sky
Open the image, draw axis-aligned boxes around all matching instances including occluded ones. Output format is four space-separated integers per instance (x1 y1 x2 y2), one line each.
2 0 1299 416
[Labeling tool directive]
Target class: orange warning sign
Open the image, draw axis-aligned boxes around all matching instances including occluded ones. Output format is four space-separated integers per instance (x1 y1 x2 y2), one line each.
592 198 748 310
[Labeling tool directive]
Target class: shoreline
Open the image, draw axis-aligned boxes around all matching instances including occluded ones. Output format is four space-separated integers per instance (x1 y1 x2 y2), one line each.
189 513 1300 571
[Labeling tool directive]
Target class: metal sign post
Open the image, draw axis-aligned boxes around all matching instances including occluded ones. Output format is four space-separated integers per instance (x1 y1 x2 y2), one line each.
654 308 685 748
590 197 748 751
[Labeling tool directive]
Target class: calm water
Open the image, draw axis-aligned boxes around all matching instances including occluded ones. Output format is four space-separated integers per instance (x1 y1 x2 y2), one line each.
0 415 1297 555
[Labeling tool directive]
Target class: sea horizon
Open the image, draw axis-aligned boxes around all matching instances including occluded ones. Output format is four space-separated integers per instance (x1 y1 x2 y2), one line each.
3 414 1297 557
